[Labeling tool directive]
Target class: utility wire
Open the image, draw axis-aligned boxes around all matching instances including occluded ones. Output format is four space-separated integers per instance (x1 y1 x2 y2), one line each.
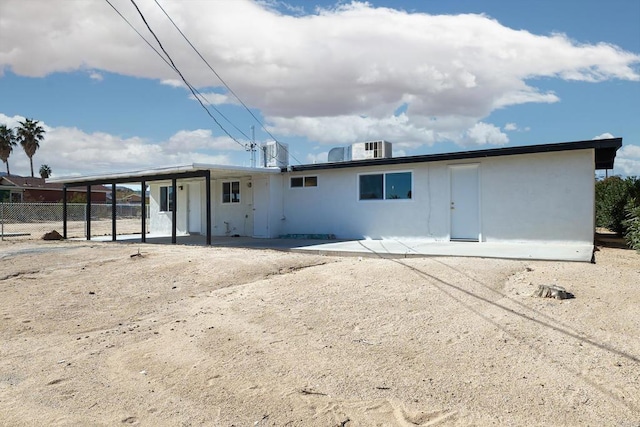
153 0 302 165
105 0 250 146
128 0 251 146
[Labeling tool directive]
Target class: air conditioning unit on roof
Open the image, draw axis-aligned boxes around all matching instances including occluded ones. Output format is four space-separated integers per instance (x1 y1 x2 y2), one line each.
351 140 392 160
262 141 289 168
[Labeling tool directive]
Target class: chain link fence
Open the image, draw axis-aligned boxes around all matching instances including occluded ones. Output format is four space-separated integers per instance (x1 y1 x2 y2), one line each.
0 203 149 241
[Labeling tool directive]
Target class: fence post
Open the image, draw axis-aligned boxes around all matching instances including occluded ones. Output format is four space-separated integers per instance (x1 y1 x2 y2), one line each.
63 187 67 239
1 203 4 241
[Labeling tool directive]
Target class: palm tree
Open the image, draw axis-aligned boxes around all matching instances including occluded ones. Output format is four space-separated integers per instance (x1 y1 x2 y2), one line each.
0 124 17 176
17 118 45 177
39 164 52 179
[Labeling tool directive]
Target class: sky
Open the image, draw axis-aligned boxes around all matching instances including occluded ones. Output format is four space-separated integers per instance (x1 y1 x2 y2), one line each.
0 0 639 179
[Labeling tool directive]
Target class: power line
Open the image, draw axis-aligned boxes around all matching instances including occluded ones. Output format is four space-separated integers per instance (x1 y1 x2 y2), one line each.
128 0 251 147
105 0 300 166
105 0 250 147
152 0 302 165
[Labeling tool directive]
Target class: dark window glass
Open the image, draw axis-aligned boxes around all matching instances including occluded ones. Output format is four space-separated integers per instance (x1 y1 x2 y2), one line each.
223 181 240 203
291 177 303 188
385 172 412 199
304 176 318 187
359 174 383 200
231 181 240 203
160 186 173 211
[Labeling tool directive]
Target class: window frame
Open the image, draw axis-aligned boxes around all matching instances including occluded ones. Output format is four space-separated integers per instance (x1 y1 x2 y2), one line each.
358 170 413 201
290 175 318 188
222 180 241 204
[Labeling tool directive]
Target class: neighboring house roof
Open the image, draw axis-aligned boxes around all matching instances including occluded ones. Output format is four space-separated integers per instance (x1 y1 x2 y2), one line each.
0 176 110 192
285 138 622 172
120 193 143 203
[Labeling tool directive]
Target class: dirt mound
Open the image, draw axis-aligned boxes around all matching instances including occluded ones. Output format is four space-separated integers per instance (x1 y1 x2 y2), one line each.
42 230 63 240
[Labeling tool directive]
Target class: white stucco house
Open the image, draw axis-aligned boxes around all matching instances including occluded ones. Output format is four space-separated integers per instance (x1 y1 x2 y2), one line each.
54 137 622 259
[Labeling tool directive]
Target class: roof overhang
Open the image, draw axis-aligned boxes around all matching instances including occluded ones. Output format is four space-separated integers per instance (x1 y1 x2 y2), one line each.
48 164 281 187
284 138 623 172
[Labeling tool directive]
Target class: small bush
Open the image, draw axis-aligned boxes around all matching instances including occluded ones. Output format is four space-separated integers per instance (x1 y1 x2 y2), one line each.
623 200 640 251
596 177 631 234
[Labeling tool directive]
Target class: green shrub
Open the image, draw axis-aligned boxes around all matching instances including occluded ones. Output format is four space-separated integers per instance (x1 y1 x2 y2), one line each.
623 200 640 251
595 176 634 234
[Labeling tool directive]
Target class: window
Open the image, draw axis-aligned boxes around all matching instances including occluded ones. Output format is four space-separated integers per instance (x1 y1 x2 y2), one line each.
359 174 383 199
290 176 318 188
222 181 240 203
359 172 412 200
385 172 412 199
160 186 173 212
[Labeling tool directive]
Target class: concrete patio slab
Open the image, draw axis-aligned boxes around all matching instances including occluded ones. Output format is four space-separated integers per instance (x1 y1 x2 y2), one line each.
292 239 594 262
83 234 594 262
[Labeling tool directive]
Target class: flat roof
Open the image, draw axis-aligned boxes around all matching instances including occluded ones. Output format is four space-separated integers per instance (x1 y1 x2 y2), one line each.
285 138 622 172
49 138 623 187
49 163 281 187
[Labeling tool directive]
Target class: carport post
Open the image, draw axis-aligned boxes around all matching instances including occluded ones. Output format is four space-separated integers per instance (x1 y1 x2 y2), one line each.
62 186 68 239
141 180 146 243
111 183 117 241
171 178 177 244
205 171 211 245
86 185 91 240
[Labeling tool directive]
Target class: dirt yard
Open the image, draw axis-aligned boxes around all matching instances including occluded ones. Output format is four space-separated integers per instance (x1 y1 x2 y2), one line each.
0 239 638 426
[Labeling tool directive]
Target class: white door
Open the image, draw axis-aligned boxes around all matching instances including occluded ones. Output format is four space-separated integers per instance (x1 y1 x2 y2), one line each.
450 164 480 241
252 177 269 237
188 182 201 234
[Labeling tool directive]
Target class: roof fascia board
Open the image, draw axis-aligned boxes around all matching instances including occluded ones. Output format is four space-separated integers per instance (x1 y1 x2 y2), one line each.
62 170 211 188
51 164 281 187
284 138 622 172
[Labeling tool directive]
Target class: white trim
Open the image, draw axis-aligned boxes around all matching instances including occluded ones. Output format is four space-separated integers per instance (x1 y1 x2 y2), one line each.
221 180 241 204
48 163 281 184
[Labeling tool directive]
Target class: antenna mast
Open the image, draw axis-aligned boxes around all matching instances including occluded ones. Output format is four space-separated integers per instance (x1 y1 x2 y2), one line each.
247 125 257 168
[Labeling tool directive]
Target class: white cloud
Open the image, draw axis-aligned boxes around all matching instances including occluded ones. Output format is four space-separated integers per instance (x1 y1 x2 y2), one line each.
503 122 531 133
269 113 437 146
619 145 640 158
88 71 103 81
612 145 640 176
0 113 233 177
306 152 328 164
458 122 509 146
1 0 638 148
160 79 185 88
189 92 238 106
165 129 247 152
593 132 615 139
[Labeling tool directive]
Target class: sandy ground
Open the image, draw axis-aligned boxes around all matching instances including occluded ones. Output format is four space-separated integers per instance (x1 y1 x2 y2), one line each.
0 239 639 426
1 218 144 240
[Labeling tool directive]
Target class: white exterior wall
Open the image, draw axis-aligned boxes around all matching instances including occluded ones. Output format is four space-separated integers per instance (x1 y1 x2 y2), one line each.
149 181 189 235
211 177 254 236
267 175 285 238
480 149 594 244
146 149 595 245
281 164 449 240
280 149 595 244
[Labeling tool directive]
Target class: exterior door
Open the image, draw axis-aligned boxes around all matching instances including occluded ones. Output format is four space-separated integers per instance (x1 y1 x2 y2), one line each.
252 177 269 238
450 164 480 241
187 182 201 234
